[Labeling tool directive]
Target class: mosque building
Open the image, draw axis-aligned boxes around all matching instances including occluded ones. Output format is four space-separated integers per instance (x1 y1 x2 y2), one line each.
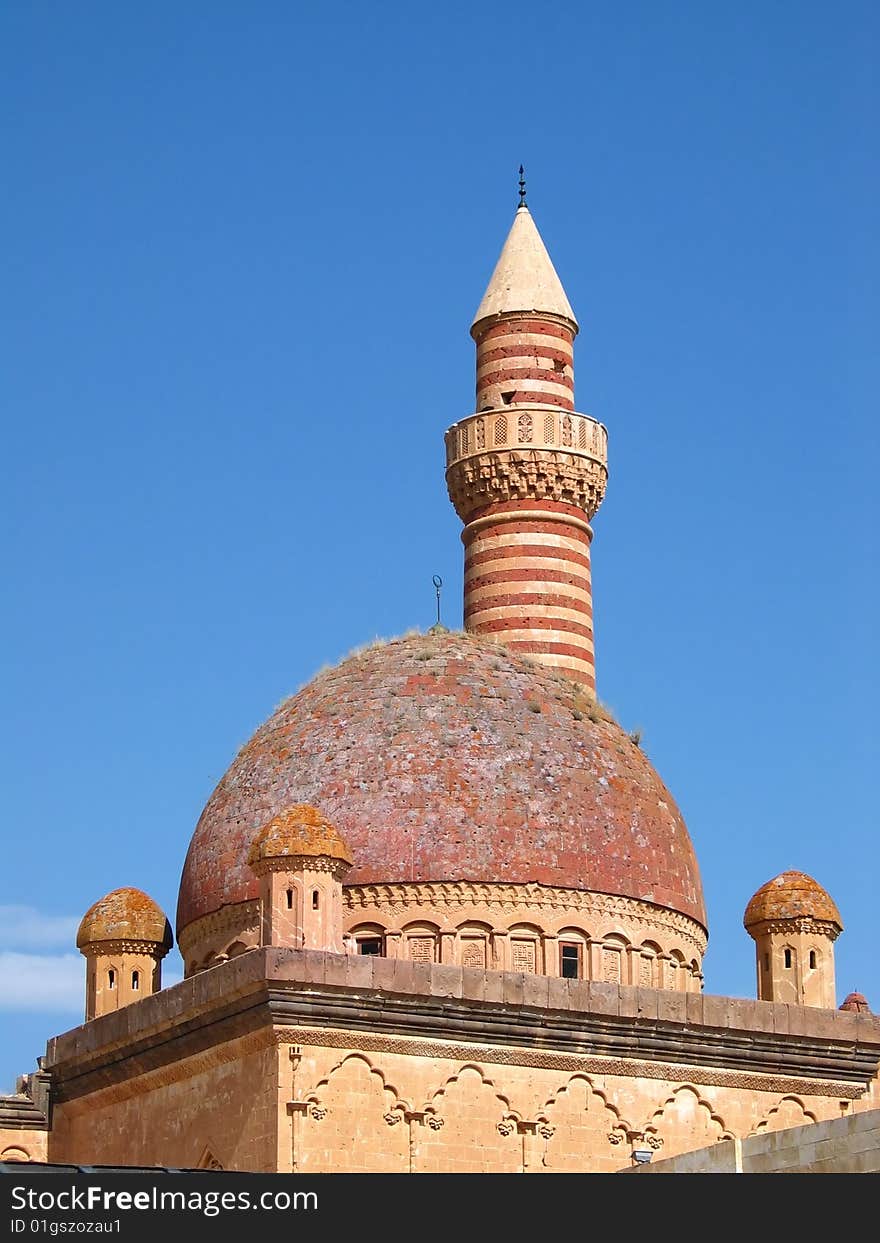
2 184 877 1173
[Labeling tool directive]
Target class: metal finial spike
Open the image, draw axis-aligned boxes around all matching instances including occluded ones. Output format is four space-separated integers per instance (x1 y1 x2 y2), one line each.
428 575 448 634
518 165 527 207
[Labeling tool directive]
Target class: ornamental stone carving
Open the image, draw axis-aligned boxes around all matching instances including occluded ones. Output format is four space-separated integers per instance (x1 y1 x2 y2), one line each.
445 407 608 521
254 855 349 878
753 919 842 940
344 880 708 967
77 939 170 958
179 879 708 978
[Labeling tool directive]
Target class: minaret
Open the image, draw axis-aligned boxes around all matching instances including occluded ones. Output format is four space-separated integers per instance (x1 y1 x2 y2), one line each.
445 175 608 691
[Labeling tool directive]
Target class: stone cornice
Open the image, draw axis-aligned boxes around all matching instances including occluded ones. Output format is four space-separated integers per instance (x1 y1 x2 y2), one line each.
746 918 842 942
264 991 878 1087
45 949 880 1106
471 309 578 339
79 939 168 959
0 1095 48 1131
277 1026 871 1103
252 856 349 879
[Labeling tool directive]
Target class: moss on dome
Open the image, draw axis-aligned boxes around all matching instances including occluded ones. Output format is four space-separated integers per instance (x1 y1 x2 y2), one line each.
178 630 705 936
77 888 173 951
248 804 352 867
743 871 842 931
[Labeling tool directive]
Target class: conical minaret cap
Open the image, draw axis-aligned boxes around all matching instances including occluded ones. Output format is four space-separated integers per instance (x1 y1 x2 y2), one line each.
471 206 578 333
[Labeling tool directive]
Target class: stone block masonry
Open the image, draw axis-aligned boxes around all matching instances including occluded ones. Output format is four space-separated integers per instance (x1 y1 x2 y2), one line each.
43 949 880 1173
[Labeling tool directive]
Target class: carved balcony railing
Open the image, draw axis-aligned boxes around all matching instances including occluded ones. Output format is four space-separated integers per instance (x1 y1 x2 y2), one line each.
445 406 608 522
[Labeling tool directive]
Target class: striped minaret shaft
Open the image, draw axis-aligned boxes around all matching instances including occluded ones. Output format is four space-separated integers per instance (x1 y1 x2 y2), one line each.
445 198 608 691
475 316 575 412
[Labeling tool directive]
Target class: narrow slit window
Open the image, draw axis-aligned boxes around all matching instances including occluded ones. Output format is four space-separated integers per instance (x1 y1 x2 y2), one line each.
286 889 293 910
131 970 140 991
560 943 581 980
784 949 792 969
108 969 116 989
809 950 817 969
312 890 319 911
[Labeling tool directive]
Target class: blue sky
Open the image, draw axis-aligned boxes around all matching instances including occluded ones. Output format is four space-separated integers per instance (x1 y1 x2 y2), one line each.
1 3 877 1090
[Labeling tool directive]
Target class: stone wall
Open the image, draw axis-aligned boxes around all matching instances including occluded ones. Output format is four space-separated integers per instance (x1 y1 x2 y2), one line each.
0 1123 47 1164
48 1035 280 1172
280 1039 865 1174
43 949 880 1173
0 1075 50 1164
624 1108 880 1173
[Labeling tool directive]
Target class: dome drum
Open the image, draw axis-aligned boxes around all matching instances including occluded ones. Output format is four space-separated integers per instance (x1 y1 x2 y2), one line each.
176 883 706 985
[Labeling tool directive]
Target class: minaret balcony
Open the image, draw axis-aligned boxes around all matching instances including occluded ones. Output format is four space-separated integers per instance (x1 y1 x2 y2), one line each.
445 407 608 521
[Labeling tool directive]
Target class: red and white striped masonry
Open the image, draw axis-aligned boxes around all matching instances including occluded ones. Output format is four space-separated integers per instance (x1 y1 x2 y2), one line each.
455 203 601 690
462 498 595 690
475 315 575 412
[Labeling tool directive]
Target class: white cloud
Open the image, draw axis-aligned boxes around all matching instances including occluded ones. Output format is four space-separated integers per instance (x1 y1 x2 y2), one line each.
0 906 79 952
0 907 183 1014
0 953 83 1012
0 949 183 1014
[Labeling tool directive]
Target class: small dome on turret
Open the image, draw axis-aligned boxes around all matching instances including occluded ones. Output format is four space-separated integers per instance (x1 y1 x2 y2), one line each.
76 888 173 952
743 871 842 932
248 804 353 869
839 991 871 1014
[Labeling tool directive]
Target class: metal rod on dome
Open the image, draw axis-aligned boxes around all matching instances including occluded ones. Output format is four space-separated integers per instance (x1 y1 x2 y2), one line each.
432 575 443 626
518 165 527 207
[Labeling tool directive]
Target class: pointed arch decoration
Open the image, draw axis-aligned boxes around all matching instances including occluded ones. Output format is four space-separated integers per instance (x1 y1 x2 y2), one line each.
307 1052 409 1122
424 1062 516 1120
751 1095 818 1135
536 1073 633 1171
299 1053 410 1171
644 1084 732 1157
418 1063 520 1173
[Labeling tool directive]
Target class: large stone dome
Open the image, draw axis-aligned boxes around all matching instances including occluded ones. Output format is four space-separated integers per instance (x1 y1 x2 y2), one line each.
177 631 706 958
